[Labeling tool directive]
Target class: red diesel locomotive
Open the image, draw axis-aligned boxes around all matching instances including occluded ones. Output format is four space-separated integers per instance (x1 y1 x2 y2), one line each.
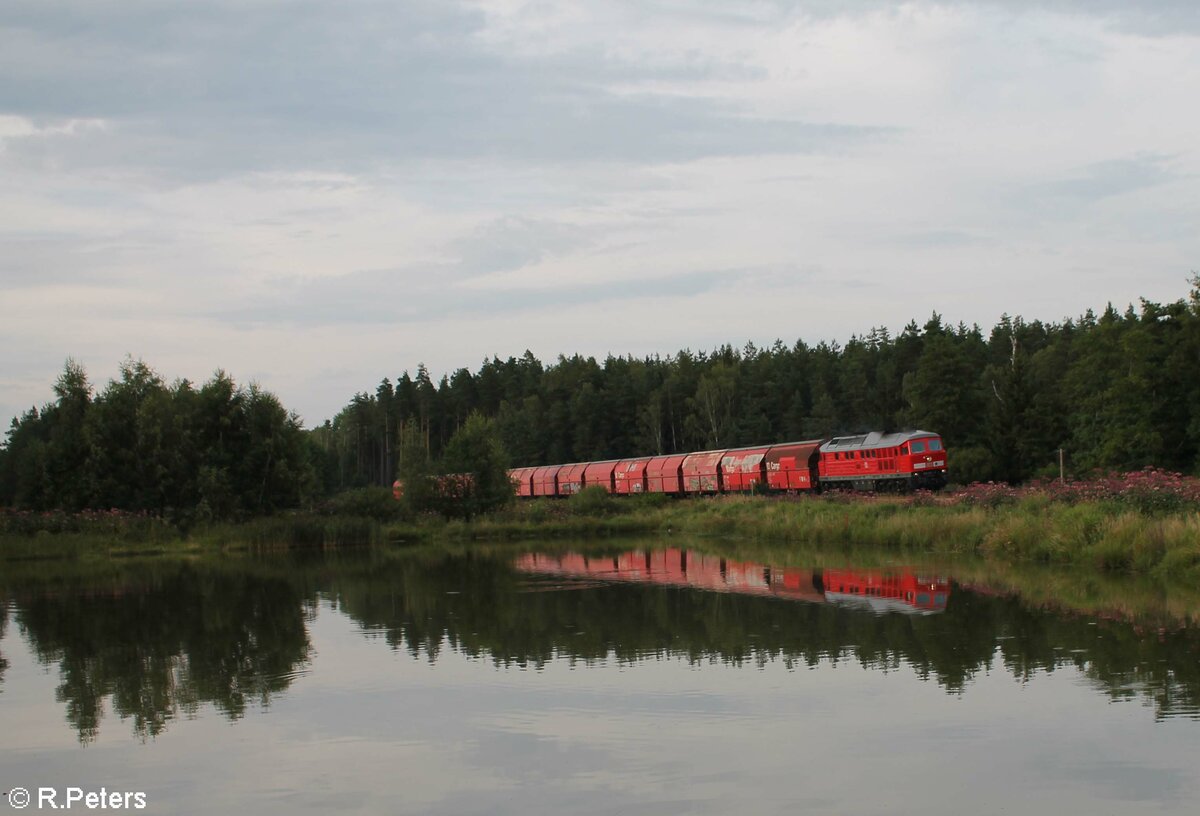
507 429 947 498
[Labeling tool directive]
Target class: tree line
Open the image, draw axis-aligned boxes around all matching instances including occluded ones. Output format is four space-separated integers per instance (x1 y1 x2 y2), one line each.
0 359 320 523
3 281 1199 520
322 281 1200 488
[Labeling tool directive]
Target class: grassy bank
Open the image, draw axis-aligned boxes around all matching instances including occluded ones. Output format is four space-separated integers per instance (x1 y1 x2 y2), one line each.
653 495 1200 578
398 485 1200 580
0 512 388 559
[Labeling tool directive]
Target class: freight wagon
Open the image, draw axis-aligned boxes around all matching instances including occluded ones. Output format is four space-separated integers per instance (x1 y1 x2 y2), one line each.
506 430 947 498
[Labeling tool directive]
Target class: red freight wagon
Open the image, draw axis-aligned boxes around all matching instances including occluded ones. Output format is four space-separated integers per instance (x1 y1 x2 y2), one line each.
532 464 562 497
681 450 726 494
645 454 686 494
764 440 822 491
507 466 537 497
583 461 618 493
558 462 588 495
721 446 769 492
613 458 650 494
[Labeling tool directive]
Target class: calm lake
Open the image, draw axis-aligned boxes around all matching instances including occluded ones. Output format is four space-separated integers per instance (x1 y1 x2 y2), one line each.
2 539 1200 815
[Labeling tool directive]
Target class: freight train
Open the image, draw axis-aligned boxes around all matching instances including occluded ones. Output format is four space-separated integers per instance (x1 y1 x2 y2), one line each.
514 549 951 615
506 429 947 498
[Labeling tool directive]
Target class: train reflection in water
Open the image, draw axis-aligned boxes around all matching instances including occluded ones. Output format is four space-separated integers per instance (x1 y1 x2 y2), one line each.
514 549 950 615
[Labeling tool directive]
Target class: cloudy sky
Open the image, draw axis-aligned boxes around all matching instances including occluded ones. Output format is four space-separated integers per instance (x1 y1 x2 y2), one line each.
2 0 1198 427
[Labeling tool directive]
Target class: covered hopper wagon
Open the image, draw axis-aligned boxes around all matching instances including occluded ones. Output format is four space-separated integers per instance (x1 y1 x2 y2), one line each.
505 430 946 498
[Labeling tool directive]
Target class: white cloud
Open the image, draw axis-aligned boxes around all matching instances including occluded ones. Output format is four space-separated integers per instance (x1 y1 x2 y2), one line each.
1 0 1199 426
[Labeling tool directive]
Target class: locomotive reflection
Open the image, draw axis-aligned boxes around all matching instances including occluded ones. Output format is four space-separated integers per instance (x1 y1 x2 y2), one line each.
514 549 950 615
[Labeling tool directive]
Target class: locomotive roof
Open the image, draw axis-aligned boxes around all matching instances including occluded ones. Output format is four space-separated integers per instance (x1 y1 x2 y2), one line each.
819 430 939 452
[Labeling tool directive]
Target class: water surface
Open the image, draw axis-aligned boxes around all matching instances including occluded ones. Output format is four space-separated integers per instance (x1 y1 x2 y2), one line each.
2 541 1199 814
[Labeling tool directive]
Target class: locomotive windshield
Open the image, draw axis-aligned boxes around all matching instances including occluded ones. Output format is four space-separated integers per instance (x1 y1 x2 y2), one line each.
909 437 942 454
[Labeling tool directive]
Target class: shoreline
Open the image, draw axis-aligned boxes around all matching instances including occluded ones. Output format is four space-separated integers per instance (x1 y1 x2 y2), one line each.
3 522 1199 634
4 491 1198 580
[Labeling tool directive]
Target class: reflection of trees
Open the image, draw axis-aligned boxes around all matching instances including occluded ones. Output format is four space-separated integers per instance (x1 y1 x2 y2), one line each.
4 547 1200 741
995 607 1200 719
332 555 1001 683
0 602 9 689
13 563 311 742
330 551 1200 718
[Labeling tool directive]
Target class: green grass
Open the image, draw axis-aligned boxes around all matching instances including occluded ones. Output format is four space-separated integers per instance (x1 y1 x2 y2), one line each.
0 513 387 558
378 492 1200 579
190 514 387 549
0 531 197 561
4 492 1199 580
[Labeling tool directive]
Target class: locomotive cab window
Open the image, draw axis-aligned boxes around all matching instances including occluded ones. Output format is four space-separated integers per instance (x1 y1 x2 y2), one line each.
930 439 943 451
900 445 908 455
911 441 927 453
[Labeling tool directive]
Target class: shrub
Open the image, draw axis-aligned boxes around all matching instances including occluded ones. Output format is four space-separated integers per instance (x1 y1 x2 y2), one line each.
568 486 618 516
320 487 408 522
622 491 670 511
948 444 995 484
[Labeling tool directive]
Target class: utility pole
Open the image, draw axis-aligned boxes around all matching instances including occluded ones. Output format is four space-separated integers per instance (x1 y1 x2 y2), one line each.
1058 448 1065 484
